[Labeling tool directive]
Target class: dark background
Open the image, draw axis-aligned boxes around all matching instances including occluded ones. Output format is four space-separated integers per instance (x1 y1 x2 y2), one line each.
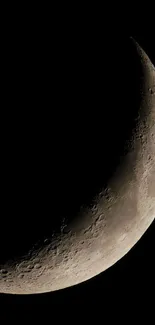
0 9 154 320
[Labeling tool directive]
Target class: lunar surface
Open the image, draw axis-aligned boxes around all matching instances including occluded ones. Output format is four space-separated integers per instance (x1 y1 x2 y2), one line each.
0 38 154 294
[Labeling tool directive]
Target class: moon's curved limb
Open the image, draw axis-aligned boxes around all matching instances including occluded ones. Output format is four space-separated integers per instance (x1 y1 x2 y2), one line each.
0 38 154 294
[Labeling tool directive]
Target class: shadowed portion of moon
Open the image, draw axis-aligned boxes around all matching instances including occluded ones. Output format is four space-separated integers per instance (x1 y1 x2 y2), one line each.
1 37 142 262
0 37 154 293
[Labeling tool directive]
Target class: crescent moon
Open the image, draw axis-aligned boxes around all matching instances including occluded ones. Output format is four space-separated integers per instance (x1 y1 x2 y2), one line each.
0 38 154 294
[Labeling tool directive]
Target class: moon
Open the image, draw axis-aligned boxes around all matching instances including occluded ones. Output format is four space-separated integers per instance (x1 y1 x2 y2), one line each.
0 38 154 294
